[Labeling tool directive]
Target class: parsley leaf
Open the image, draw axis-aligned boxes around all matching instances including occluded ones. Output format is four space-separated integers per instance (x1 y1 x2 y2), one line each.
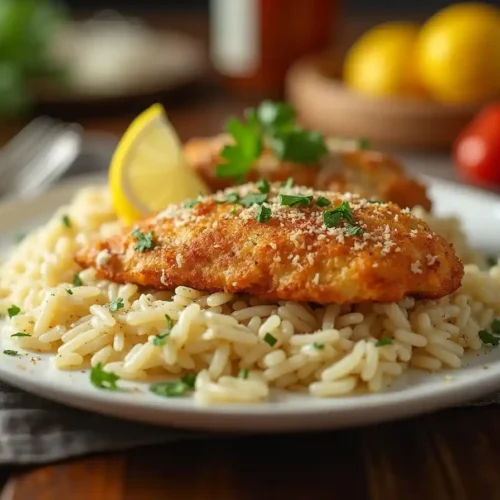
217 192 240 204
11 332 31 337
132 229 156 252
73 273 83 287
492 319 500 334
332 201 354 223
184 198 200 208
281 177 294 189
7 305 20 318
3 350 18 356
323 201 355 228
181 373 197 388
316 196 331 207
346 225 364 236
486 255 498 268
109 298 124 312
278 194 313 207
90 362 120 390
263 333 277 347
151 315 174 347
62 215 72 228
271 129 328 163
238 368 249 379
375 338 393 347
323 211 343 228
257 179 270 194
313 343 325 350
66 288 73 295
149 373 197 398
237 193 267 207
479 330 500 347
215 117 263 179
253 100 296 133
255 205 272 223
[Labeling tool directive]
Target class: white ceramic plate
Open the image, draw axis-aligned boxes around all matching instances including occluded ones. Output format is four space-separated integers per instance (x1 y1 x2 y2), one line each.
0 174 499 433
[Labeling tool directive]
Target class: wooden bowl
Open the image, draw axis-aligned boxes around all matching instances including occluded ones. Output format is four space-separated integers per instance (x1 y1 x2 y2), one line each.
285 51 483 150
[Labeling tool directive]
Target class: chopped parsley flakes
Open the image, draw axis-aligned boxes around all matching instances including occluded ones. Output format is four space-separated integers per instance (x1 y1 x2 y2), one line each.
263 333 277 347
492 319 500 334
323 200 363 235
281 177 294 189
149 373 197 398
73 274 83 287
90 362 120 390
109 297 124 312
66 288 73 295
151 315 174 347
479 330 500 347
313 343 325 350
238 368 249 379
132 229 156 252
316 196 331 208
346 225 364 236
184 198 200 208
62 215 72 228
11 332 31 338
7 305 20 318
257 179 270 194
3 350 19 356
278 194 313 207
486 255 498 267
238 192 267 207
375 337 393 347
255 205 272 223
479 319 500 347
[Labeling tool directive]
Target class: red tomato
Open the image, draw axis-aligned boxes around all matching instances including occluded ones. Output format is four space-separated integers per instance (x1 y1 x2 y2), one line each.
453 103 500 185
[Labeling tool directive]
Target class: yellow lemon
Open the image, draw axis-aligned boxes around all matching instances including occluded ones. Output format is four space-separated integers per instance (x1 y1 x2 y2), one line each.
109 103 208 224
416 2 500 104
344 21 423 98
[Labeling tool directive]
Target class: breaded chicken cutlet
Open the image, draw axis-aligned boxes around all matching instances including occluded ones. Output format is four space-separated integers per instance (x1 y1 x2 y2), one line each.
183 134 432 211
76 183 462 304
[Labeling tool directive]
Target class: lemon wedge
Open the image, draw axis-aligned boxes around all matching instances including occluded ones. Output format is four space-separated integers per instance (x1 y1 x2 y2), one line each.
109 103 209 224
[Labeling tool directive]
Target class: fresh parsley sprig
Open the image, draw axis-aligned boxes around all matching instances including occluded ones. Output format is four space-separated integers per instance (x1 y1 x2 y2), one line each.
215 101 328 179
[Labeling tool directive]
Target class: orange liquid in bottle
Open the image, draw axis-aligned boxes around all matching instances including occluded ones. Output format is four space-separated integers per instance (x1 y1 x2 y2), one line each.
210 0 336 96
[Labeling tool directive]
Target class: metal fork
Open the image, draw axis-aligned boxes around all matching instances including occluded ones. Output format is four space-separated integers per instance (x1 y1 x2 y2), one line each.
0 117 82 199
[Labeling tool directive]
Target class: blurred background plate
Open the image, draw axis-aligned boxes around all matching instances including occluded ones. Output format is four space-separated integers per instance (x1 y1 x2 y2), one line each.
286 51 482 151
33 20 206 108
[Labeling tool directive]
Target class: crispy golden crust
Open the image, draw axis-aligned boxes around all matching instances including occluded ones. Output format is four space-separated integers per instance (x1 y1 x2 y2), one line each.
76 184 462 304
183 135 432 211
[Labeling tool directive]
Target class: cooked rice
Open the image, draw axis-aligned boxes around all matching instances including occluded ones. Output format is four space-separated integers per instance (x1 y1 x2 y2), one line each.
0 188 499 404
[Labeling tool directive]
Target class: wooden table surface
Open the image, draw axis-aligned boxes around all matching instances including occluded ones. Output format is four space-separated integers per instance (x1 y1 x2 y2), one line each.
1 12 499 500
